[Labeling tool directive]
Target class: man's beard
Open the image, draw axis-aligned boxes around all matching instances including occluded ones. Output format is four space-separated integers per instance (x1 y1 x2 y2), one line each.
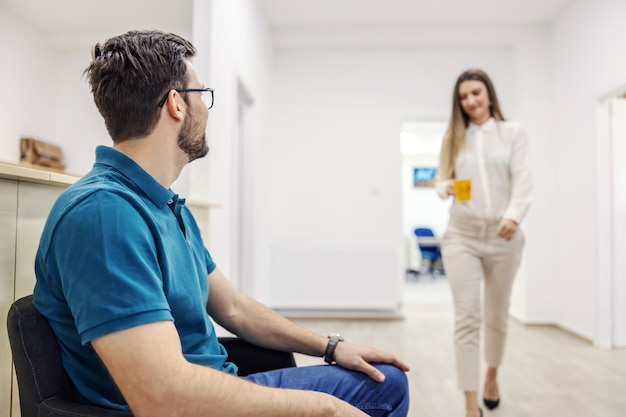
178 110 209 163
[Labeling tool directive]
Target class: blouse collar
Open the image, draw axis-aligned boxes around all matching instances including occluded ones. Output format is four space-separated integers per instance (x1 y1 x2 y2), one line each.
467 117 496 134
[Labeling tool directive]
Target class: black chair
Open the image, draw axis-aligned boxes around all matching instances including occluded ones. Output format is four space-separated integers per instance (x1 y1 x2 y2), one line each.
7 295 297 417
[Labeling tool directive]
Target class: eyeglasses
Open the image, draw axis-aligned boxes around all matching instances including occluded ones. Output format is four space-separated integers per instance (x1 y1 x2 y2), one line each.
158 87 214 109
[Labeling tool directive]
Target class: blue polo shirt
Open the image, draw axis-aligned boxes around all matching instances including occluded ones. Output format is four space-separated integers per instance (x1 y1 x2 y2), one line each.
33 146 237 411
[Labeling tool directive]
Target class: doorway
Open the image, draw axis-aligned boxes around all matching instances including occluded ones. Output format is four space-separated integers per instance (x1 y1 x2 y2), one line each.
400 121 449 278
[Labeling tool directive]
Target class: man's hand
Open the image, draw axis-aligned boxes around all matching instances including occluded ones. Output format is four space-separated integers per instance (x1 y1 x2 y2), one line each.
332 342 410 382
496 218 518 241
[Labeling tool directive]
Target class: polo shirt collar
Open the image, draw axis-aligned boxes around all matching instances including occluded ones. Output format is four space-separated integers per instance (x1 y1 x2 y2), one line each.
94 146 174 208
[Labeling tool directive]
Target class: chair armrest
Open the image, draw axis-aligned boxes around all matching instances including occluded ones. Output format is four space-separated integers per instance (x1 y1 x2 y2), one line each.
38 397 133 417
219 337 297 376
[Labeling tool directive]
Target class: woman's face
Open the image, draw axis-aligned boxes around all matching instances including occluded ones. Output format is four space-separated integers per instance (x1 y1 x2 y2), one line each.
458 80 491 125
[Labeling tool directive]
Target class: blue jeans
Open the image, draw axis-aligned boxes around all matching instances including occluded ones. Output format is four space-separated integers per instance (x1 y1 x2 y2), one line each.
243 363 409 417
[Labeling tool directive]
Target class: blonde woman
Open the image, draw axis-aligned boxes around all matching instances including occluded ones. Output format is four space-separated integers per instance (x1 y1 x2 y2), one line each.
436 69 531 417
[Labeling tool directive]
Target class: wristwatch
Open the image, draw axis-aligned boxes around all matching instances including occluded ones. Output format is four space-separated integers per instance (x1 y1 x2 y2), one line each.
323 333 344 364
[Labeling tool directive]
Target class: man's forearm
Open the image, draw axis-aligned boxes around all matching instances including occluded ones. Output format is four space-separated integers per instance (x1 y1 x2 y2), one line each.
207 270 328 357
219 294 328 357
141 362 359 417
93 321 366 417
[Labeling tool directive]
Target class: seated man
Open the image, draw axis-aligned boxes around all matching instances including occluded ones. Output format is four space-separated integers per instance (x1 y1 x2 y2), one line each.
33 30 410 417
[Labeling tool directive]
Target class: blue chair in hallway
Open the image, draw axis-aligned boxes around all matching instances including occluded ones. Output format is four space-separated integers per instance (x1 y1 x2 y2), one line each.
413 227 444 276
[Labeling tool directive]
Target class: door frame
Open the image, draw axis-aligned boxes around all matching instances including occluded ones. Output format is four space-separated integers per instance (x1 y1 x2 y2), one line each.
595 95 626 348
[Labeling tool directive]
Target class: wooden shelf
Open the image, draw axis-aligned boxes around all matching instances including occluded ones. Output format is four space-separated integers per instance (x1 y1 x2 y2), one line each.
0 162 79 186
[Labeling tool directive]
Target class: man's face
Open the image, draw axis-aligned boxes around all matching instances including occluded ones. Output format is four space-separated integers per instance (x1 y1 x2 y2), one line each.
178 62 209 162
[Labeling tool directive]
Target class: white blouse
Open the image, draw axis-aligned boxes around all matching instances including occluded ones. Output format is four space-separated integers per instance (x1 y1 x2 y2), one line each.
436 117 532 224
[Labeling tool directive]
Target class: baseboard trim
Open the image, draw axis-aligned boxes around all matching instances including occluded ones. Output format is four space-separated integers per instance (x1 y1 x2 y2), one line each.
278 309 405 320
510 316 593 344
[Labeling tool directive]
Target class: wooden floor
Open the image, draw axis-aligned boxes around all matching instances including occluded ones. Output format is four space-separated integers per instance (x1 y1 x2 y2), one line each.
291 277 626 417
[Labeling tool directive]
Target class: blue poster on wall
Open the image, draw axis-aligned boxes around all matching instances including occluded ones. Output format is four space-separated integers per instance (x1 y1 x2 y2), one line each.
414 167 437 187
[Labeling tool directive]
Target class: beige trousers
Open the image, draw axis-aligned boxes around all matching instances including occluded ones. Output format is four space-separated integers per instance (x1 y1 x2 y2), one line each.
441 215 524 391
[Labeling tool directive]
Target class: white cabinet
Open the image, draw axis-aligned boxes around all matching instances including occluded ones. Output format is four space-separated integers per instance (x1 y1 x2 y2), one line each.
0 180 18 417
0 165 77 417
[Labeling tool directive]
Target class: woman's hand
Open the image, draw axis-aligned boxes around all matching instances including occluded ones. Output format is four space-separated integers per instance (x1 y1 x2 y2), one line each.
496 218 518 241
446 183 456 196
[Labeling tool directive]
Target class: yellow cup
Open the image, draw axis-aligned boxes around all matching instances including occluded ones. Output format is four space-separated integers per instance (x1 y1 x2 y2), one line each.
453 179 472 201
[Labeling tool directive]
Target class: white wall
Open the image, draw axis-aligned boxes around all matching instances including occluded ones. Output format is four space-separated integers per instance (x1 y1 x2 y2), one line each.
549 0 626 341
507 27 557 323
267 45 515 312
53 52 110 175
0 6 57 165
200 0 275 302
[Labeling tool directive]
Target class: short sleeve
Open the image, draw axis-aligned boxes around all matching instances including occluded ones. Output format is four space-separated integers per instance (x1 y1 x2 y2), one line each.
52 190 173 344
205 249 216 275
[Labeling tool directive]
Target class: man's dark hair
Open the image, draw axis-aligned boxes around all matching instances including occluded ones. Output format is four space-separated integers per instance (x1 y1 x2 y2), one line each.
84 30 197 143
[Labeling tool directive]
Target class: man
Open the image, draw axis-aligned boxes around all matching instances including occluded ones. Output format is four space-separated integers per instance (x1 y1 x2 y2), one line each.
33 30 409 417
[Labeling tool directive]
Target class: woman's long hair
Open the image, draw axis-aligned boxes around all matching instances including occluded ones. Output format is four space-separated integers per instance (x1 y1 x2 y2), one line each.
438 69 505 180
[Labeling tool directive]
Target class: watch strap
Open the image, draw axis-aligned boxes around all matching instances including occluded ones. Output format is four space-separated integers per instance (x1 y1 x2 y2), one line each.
323 334 344 364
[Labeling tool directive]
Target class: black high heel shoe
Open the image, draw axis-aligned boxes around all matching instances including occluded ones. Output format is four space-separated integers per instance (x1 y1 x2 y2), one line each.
483 383 500 410
483 396 500 410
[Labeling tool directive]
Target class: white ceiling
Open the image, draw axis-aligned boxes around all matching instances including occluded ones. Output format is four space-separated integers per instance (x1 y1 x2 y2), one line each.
0 0 193 49
259 0 574 27
0 0 573 50
1 0 190 34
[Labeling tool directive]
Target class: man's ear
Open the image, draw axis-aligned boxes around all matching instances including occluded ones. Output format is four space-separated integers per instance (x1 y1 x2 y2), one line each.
163 90 185 122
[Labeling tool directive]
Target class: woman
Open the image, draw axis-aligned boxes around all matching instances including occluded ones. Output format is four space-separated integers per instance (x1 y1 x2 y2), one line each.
436 69 531 417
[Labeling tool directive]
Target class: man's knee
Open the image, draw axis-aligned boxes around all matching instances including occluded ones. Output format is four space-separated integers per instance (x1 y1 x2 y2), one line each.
373 364 409 416
376 364 408 394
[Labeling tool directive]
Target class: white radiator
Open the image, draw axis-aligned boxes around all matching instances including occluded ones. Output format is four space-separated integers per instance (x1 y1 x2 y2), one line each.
269 241 403 316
